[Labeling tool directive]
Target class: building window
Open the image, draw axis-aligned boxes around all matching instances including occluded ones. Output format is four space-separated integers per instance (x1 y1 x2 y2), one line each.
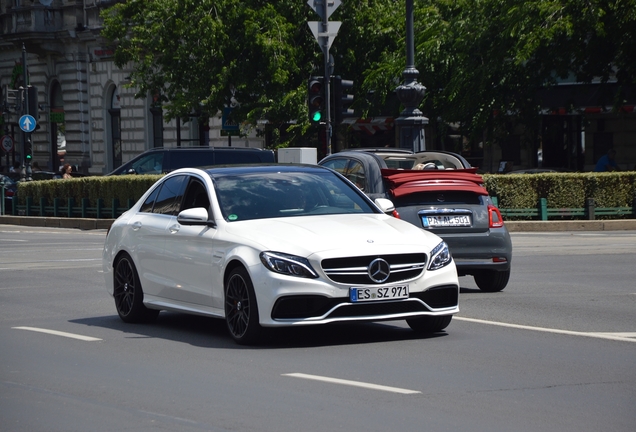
150 107 163 148
109 87 122 168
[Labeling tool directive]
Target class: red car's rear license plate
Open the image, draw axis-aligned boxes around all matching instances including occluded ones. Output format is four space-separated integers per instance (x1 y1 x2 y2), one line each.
423 215 472 227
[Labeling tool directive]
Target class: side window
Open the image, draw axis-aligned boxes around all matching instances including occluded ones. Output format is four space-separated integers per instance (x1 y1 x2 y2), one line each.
321 158 349 175
152 175 187 215
345 160 366 191
321 158 366 190
140 186 160 213
132 152 164 174
214 151 260 164
181 177 211 211
170 151 213 169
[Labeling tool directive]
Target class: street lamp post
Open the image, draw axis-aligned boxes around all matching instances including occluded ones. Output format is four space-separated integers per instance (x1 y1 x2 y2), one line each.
395 0 428 151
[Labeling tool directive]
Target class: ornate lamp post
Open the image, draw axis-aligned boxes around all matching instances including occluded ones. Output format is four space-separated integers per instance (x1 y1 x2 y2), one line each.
395 0 428 151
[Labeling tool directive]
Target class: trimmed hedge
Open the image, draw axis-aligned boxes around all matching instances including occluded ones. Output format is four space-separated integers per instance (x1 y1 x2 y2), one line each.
16 175 163 208
483 171 636 218
14 171 636 220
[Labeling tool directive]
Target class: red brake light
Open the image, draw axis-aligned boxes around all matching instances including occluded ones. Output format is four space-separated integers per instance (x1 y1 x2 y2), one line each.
392 209 400 219
488 204 504 228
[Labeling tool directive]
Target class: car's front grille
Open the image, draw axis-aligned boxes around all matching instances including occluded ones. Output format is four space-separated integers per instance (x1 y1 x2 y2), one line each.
270 285 459 320
321 253 427 285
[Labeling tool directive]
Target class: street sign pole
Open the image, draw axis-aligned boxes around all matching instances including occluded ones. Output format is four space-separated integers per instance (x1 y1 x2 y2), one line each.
308 0 341 155
321 2 332 156
20 44 33 181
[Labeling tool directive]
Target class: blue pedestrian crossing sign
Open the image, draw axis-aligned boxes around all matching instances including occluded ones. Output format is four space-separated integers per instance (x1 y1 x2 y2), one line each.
19 114 37 133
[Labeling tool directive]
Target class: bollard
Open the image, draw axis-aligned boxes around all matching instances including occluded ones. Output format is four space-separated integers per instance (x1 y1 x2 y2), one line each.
586 198 595 220
539 198 548 221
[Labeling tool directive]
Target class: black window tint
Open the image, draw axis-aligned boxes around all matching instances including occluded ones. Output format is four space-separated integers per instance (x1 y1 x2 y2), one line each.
344 160 366 190
170 151 215 169
140 186 160 213
181 177 210 211
321 158 349 174
153 175 187 215
214 151 260 164
131 152 164 174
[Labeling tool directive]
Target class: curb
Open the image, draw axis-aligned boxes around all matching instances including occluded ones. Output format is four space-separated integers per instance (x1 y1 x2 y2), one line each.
504 219 636 232
2 215 636 232
0 215 114 230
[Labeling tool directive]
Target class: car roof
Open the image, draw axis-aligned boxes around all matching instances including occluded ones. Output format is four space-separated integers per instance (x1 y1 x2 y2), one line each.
143 146 271 152
199 163 331 177
321 148 472 169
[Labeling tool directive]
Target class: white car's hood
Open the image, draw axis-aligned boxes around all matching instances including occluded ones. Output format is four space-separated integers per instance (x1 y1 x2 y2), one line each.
223 213 442 258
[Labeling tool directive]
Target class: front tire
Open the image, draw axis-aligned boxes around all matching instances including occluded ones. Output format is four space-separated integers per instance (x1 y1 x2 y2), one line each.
225 267 261 345
407 315 452 333
113 254 159 323
474 269 510 292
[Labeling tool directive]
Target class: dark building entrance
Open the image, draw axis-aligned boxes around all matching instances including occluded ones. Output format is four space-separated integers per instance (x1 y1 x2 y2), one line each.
541 115 584 171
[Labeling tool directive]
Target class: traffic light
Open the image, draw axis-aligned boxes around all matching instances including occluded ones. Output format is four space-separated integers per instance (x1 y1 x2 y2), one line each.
333 76 355 125
27 85 38 117
307 76 324 123
19 86 38 117
25 138 32 162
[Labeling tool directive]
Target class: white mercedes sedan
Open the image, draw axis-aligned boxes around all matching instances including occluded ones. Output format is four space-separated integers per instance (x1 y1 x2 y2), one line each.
103 165 459 344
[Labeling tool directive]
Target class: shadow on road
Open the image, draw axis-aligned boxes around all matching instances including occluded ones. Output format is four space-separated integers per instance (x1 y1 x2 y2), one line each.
71 312 449 350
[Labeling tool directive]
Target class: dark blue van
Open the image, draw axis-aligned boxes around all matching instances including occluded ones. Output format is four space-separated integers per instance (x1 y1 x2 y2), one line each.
107 147 276 175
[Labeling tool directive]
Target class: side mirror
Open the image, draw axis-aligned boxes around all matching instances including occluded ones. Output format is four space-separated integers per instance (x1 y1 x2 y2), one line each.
177 207 215 227
374 198 395 214
126 168 137 175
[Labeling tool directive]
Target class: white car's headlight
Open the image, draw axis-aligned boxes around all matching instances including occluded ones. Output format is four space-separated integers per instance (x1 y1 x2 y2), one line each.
260 251 319 279
427 241 452 271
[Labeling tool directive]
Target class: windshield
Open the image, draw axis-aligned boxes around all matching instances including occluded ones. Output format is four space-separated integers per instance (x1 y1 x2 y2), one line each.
212 170 376 221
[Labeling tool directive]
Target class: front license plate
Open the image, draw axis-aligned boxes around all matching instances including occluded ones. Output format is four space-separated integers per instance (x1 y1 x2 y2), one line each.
350 285 409 302
423 215 472 227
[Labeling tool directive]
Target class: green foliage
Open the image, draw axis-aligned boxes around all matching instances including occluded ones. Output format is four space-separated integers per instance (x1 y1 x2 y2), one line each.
483 174 540 208
364 0 636 143
484 172 636 213
99 0 636 147
100 0 317 146
17 176 162 207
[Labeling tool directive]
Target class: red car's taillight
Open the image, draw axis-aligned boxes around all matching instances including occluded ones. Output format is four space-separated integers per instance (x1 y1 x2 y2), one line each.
488 204 504 228
391 209 400 219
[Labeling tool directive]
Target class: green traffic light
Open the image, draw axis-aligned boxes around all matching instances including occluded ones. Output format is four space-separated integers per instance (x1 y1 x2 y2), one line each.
26 154 32 159
311 111 322 122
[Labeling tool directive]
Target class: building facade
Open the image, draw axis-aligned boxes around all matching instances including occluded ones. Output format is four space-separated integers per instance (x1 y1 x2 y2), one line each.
1 0 264 176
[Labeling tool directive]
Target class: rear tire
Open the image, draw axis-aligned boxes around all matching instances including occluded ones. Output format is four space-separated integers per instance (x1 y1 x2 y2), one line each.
225 267 261 345
407 315 452 333
113 254 159 323
474 269 510 292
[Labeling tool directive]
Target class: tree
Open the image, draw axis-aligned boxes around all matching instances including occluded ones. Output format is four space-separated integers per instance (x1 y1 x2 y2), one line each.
363 0 636 147
101 1 636 150
101 0 320 146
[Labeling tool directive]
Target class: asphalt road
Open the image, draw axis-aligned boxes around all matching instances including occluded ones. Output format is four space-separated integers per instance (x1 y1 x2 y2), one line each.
1 226 635 431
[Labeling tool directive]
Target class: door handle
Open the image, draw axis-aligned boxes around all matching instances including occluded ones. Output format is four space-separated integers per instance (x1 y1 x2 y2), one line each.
131 221 142 231
169 224 180 234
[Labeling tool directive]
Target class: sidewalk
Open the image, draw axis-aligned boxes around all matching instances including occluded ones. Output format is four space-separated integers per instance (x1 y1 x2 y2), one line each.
2 215 636 231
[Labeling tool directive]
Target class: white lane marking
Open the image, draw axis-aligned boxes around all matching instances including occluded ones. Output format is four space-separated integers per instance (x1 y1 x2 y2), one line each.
282 373 421 394
594 332 636 337
14 258 101 263
455 317 636 343
12 326 102 342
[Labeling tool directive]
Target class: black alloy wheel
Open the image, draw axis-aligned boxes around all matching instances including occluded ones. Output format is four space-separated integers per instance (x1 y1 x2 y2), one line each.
113 254 159 323
225 267 261 345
